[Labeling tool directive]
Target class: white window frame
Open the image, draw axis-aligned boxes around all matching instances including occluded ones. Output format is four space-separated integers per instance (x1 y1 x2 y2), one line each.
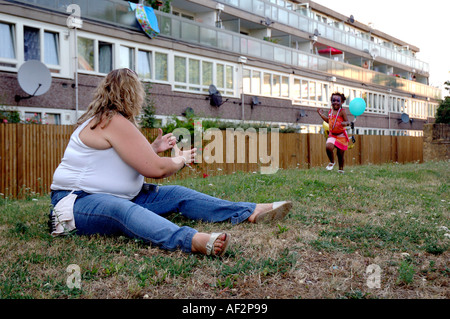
172 52 237 97
293 76 329 107
0 14 69 77
0 20 17 69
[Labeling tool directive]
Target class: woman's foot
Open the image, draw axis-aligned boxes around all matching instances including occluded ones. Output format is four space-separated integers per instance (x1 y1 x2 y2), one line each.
191 232 230 256
326 162 335 170
248 201 293 223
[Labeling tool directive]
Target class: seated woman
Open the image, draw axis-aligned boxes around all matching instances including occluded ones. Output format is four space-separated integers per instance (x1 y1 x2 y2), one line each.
49 68 292 257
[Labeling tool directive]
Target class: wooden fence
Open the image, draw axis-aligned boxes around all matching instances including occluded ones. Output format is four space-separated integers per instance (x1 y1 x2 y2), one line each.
0 124 423 198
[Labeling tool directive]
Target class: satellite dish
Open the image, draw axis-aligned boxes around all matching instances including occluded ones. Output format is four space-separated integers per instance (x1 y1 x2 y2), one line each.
208 84 226 107
296 110 307 121
370 48 379 59
261 17 274 26
15 60 52 102
251 96 261 109
182 107 194 117
399 113 410 124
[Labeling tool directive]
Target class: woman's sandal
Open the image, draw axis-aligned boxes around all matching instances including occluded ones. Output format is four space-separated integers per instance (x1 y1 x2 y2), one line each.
326 162 335 171
254 201 293 223
206 232 230 257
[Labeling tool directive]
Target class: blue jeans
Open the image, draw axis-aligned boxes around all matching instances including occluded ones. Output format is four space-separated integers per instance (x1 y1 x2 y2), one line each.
50 185 256 253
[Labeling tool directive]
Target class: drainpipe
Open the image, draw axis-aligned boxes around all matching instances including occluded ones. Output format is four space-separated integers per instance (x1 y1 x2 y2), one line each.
238 56 247 121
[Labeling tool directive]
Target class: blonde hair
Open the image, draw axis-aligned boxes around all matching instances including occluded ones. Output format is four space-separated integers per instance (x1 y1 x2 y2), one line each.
77 68 145 129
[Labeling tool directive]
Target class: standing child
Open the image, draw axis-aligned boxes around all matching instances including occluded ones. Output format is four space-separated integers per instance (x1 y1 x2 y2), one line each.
317 93 352 173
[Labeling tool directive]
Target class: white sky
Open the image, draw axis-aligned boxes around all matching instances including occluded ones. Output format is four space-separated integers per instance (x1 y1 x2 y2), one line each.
313 0 450 92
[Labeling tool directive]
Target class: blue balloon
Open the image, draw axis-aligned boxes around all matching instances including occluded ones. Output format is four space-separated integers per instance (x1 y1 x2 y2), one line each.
349 98 366 117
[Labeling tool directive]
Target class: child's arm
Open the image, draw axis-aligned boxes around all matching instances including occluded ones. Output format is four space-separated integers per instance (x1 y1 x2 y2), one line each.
317 109 329 122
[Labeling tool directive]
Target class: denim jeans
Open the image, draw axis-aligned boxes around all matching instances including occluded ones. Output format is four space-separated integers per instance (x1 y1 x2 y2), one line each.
50 184 256 253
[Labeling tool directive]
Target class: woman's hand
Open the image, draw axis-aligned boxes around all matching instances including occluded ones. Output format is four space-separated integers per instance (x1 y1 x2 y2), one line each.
173 144 197 166
151 128 176 153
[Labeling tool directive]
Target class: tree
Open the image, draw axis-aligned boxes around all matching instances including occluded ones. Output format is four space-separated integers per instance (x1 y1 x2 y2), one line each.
435 81 450 124
139 82 158 128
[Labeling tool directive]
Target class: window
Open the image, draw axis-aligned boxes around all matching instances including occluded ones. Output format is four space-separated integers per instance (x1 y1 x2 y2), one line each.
155 52 168 81
173 55 235 95
263 72 271 95
24 112 41 124
24 26 40 61
78 37 113 73
119 46 135 71
135 47 169 82
137 50 152 79
78 37 94 71
292 77 329 107
202 61 213 91
0 22 16 61
189 58 200 90
174 56 187 88
45 113 61 125
99 42 112 74
281 76 289 97
44 31 59 65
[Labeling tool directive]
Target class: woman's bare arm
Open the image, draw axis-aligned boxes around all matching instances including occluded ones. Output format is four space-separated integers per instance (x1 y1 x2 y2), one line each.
100 114 194 179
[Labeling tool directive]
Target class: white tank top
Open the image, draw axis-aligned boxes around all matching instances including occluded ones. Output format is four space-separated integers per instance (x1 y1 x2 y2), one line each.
51 118 144 199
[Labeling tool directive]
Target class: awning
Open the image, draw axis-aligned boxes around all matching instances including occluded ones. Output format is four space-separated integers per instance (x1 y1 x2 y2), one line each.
129 2 160 39
318 46 343 55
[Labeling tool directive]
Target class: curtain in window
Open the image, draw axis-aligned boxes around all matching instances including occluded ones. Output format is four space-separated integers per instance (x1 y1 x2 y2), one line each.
0 23 15 59
138 50 151 79
154 52 167 81
45 113 61 125
174 56 186 83
44 31 59 65
243 68 251 94
202 61 213 87
119 46 134 70
24 26 40 61
189 59 200 85
216 64 224 88
99 42 112 74
252 71 261 95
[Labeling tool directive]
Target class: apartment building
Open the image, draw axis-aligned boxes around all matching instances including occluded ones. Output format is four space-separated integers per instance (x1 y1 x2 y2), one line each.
0 0 441 136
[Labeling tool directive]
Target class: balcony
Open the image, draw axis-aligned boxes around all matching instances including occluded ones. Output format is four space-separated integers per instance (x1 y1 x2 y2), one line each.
214 0 430 74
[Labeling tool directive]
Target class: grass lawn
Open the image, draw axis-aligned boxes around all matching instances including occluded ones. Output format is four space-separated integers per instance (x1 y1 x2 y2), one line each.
0 161 449 299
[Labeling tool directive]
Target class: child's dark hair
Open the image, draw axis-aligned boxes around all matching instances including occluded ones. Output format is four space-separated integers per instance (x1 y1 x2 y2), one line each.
331 92 346 103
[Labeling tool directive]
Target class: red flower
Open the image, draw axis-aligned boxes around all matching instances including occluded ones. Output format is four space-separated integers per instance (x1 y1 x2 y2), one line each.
203 173 209 178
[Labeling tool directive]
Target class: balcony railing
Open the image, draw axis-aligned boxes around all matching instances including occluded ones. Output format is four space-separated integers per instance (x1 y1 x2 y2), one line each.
155 11 441 99
216 0 430 74
8 0 441 99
